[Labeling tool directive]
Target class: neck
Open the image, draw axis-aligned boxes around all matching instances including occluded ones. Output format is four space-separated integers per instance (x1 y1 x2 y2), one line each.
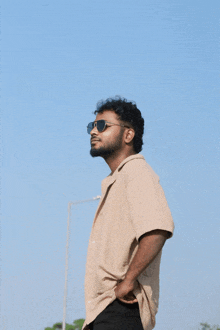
104 150 136 175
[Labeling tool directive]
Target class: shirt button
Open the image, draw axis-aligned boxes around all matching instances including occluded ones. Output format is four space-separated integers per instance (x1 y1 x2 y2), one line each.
88 301 91 304
92 241 96 243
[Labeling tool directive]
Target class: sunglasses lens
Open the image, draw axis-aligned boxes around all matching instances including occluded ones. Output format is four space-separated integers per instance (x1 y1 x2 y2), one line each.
87 120 106 134
97 120 105 132
87 122 94 134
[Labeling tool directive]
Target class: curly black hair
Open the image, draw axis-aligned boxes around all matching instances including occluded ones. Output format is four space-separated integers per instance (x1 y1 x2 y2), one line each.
94 96 144 153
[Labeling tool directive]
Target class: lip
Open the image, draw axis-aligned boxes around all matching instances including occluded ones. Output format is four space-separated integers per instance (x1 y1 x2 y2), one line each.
91 139 100 143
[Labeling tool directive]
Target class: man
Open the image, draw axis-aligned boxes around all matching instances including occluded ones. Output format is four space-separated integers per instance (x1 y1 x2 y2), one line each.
82 97 174 330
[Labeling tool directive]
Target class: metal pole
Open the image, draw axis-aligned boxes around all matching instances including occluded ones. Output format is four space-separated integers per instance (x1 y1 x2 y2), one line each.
62 196 101 330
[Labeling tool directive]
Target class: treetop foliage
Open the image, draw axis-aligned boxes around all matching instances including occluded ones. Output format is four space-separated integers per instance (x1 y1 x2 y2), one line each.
199 323 220 330
45 318 85 330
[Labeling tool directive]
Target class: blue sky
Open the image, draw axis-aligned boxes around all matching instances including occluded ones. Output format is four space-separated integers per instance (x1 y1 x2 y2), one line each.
1 1 220 329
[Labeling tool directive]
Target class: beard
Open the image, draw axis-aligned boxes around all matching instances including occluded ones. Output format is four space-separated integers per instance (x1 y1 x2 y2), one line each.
90 145 115 158
90 135 123 158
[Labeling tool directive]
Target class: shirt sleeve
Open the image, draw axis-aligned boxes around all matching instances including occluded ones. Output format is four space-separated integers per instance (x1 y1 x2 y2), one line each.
125 160 174 242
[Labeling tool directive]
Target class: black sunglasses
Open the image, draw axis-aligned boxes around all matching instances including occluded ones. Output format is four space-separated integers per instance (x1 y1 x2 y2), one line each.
87 120 130 134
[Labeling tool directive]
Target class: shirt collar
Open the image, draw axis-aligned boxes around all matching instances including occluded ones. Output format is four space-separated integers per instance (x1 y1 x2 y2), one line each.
101 154 144 193
116 153 144 173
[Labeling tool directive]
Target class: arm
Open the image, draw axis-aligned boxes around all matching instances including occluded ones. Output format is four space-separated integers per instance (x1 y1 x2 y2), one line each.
125 229 169 283
114 229 170 304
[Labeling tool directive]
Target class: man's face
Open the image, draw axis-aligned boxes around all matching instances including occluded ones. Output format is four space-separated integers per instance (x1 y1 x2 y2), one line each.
89 110 125 158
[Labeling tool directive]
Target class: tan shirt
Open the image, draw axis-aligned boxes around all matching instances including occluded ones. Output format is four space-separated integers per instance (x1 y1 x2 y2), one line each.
82 154 174 330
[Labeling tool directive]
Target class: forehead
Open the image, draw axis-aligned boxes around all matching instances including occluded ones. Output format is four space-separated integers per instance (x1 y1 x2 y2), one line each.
95 110 119 122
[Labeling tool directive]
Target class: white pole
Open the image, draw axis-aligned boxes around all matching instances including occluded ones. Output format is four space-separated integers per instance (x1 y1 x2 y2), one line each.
62 196 101 330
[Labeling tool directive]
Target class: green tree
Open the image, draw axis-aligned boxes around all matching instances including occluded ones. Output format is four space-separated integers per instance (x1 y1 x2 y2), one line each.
199 323 220 330
45 318 85 330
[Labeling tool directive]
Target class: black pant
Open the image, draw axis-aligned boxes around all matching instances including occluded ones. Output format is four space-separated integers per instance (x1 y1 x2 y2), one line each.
89 299 144 330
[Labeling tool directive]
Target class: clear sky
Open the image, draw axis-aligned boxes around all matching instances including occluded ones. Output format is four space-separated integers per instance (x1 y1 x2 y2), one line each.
1 1 219 329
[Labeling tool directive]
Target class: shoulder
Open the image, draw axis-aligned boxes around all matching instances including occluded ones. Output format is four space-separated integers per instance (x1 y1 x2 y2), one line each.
121 157 160 183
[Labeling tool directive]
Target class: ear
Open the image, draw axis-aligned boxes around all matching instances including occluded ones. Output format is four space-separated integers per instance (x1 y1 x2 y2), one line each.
124 128 135 144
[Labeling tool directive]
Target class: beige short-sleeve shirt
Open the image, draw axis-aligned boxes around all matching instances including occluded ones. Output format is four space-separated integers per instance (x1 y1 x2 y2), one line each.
82 154 174 330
